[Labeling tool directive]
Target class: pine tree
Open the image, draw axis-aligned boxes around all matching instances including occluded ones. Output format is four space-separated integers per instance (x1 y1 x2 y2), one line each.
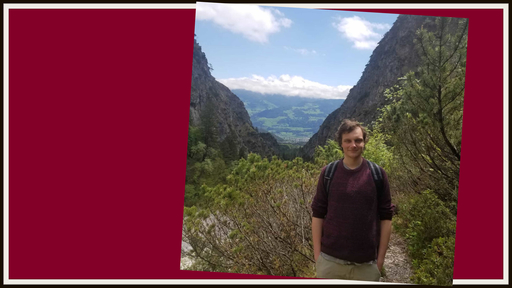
379 17 468 209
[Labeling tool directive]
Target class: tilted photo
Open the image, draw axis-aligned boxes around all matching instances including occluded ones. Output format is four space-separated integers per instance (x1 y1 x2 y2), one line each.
182 3 467 286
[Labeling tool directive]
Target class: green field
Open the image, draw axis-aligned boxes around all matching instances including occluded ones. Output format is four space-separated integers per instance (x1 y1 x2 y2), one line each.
234 90 344 143
257 117 288 127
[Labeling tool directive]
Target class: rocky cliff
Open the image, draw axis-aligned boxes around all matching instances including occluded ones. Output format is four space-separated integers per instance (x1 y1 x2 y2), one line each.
189 39 280 157
301 14 438 159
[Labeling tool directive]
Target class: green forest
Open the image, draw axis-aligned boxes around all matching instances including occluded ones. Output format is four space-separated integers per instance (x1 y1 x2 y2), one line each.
183 18 466 286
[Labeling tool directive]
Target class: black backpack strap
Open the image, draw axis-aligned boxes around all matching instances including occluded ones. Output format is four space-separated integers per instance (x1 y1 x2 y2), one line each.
367 160 384 198
323 160 339 197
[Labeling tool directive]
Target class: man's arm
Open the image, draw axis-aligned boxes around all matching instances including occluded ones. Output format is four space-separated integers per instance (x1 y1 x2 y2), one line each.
311 166 328 262
377 219 392 271
312 217 324 262
376 167 394 272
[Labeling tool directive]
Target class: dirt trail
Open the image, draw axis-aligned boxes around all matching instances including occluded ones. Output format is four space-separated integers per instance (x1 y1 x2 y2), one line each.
380 230 413 283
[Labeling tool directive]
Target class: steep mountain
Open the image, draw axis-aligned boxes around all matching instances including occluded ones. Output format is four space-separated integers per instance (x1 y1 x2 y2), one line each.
189 39 279 157
301 14 438 159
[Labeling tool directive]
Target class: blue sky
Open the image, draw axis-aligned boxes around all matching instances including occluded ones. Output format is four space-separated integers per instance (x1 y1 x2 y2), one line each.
194 3 399 99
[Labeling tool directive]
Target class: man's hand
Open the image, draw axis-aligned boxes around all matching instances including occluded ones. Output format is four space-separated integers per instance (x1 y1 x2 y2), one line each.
377 220 392 272
377 258 384 272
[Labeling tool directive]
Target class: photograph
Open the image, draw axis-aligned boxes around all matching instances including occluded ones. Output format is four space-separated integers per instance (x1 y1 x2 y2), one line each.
181 2 467 285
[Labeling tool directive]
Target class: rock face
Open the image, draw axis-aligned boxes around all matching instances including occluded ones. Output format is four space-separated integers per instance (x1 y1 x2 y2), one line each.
301 14 437 159
190 39 280 157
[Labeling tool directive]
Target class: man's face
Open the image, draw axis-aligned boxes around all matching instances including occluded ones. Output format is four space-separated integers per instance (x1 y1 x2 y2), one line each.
341 127 365 160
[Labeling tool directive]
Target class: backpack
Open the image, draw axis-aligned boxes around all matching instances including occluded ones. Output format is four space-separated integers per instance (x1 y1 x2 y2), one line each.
323 159 384 198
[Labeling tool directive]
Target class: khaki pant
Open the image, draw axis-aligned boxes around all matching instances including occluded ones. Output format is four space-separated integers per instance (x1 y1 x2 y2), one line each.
315 253 381 281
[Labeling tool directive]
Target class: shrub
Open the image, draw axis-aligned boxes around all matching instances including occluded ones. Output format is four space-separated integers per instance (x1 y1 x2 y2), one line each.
313 133 393 172
393 190 456 261
182 153 319 277
314 139 342 166
411 237 455 286
184 184 200 207
363 128 393 172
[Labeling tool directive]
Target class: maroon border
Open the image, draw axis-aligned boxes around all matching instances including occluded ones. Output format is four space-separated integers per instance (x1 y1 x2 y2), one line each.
8 8 504 280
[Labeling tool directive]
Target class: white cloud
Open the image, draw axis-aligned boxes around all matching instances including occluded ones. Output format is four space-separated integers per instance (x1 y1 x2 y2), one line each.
219 74 352 99
332 16 391 50
284 46 317 56
196 2 292 43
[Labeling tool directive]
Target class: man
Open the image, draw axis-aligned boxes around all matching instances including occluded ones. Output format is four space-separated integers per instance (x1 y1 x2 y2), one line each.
311 119 394 281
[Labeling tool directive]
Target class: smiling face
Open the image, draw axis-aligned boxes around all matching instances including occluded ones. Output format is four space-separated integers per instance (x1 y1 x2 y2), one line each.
341 127 365 160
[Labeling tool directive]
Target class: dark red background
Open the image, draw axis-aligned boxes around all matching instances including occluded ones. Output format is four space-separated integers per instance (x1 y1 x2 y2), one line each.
8 8 504 280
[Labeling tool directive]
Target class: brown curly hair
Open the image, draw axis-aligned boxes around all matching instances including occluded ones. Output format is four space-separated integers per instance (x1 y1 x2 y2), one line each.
335 119 368 152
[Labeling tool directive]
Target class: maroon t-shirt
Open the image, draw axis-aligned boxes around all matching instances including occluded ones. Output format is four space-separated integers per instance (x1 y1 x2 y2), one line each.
311 158 394 263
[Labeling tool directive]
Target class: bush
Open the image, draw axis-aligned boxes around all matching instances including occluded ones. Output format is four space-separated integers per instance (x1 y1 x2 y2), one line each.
313 132 392 172
184 184 200 207
182 153 319 277
393 191 456 285
411 237 455 286
393 190 456 261
314 139 342 166
363 128 393 172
